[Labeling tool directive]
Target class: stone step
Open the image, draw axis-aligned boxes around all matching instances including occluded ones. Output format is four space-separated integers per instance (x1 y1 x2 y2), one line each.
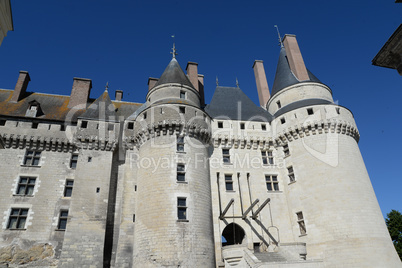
254 252 288 263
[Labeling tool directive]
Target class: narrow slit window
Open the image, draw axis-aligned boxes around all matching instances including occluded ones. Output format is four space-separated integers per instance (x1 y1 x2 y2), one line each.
177 136 184 152
288 166 295 182
58 210 69 230
143 112 147 119
177 197 187 220
222 149 230 164
283 144 290 157
225 174 233 191
296 212 307 235
70 154 78 169
336 107 340 114
277 101 281 109
64 180 74 197
177 164 185 182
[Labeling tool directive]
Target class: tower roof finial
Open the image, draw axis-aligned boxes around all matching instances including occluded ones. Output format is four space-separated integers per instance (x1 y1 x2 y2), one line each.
274 25 284 48
236 77 239 88
171 35 178 59
105 81 109 91
216 76 219 86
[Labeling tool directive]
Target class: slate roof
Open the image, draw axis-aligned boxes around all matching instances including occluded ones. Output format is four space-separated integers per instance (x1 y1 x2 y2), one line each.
204 86 272 122
153 58 195 89
274 98 333 117
270 47 322 97
79 90 117 122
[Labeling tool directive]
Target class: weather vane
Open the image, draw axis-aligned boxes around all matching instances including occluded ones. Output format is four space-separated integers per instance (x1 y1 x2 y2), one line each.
274 25 283 47
105 81 109 91
171 35 178 59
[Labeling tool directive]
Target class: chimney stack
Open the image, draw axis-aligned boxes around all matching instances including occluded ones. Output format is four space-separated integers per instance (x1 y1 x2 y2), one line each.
10 71 30 102
186 62 199 91
198 74 205 107
283 34 309 81
68 77 92 109
148 78 158 91
115 90 123 101
252 60 270 107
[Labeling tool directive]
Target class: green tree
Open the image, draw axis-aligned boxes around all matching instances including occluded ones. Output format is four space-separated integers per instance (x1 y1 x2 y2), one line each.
386 210 402 260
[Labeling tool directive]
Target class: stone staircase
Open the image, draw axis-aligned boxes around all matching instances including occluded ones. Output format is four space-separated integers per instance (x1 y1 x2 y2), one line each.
253 252 289 263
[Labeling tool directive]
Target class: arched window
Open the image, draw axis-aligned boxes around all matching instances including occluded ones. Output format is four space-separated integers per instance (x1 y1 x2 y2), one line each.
222 223 245 247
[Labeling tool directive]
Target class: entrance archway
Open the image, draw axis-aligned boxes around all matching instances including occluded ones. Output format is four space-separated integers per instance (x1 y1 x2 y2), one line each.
222 223 245 247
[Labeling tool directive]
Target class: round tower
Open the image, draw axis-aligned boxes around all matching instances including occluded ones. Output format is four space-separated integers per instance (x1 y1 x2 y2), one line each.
267 35 401 266
132 56 215 267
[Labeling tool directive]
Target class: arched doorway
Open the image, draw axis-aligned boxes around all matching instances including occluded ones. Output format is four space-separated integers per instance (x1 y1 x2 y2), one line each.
222 223 245 247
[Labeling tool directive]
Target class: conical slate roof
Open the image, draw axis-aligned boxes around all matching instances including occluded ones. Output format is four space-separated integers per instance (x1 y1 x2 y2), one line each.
270 47 322 97
205 86 272 122
79 90 117 122
154 58 195 89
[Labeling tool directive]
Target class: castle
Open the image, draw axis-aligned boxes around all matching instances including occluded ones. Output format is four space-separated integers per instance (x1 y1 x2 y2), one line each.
0 34 400 267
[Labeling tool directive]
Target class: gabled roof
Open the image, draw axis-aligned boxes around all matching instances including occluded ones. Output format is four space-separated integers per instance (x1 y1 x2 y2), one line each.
271 47 322 97
205 86 272 122
79 90 118 122
153 58 194 89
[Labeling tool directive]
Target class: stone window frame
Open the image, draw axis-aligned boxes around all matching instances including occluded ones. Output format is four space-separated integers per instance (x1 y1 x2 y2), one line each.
57 210 69 231
179 106 185 114
288 166 296 183
177 136 185 152
261 124 266 131
180 91 186 99
276 100 281 109
23 150 41 167
265 175 279 191
177 197 187 221
240 123 245 130
15 176 36 196
177 163 186 183
7 208 29 230
218 121 223 128
283 144 290 157
261 150 274 165
64 179 74 197
70 153 78 169
307 108 314 115
296 211 307 236
222 148 231 164
127 122 134 130
224 174 234 191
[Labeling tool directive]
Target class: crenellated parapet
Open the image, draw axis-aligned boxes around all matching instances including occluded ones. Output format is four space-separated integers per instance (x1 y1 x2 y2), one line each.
0 132 74 152
212 134 274 150
124 119 211 149
73 134 118 151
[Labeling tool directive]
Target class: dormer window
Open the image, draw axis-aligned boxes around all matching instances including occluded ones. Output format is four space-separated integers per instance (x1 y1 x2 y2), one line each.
26 101 43 117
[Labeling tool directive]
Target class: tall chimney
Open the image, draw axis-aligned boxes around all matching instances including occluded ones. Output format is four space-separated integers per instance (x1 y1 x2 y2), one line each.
186 62 199 91
283 34 309 81
115 90 123 101
10 71 30 102
198 74 205 107
68 77 92 109
252 60 270 107
148 78 158 91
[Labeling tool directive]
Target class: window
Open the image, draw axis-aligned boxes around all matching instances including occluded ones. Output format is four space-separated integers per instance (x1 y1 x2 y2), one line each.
143 112 147 119
261 124 266 131
180 91 185 99
266 175 279 191
81 120 88 128
64 180 74 197
23 150 41 166
177 164 185 182
127 122 134 129
280 117 286 124
261 151 274 165
16 177 36 196
225 174 233 191
70 154 78 169
0 119 6 126
177 136 184 152
218 121 223 128
7 208 28 229
222 149 230 163
288 166 295 182
31 122 38 129
296 212 306 235
179 106 185 114
336 107 340 114
307 108 314 115
277 101 281 109
240 123 245 130
177 197 187 220
283 144 290 157
58 210 69 230
108 124 114 131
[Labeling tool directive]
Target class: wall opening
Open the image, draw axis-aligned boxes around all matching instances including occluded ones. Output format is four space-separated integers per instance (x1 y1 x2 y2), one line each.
222 223 245 247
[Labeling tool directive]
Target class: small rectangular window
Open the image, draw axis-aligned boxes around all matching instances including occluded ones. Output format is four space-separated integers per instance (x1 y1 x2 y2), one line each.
177 136 184 152
108 124 114 131
262 151 274 165
70 154 78 169
16 177 36 196
143 112 147 119
58 210 69 230
7 208 28 229
261 124 266 131
0 119 6 126
64 180 74 197
222 149 230 164
23 150 41 166
266 175 279 191
177 164 185 182
179 107 185 114
307 108 314 115
336 107 340 114
177 197 187 220
280 117 286 124
240 123 245 130
81 120 88 128
283 144 290 157
296 212 306 235
180 91 185 99
288 166 295 182
127 122 134 129
277 101 281 109
225 174 233 191
32 122 38 129
218 121 223 128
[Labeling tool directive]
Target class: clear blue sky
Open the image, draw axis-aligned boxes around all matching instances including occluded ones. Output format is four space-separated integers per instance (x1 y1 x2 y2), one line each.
0 0 401 217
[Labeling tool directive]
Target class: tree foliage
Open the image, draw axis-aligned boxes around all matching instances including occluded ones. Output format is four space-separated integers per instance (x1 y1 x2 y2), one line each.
386 209 402 260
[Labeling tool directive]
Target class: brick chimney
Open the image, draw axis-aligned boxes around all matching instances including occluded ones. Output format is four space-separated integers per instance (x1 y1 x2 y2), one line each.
198 74 205 107
10 71 30 102
186 62 199 91
283 34 309 81
252 60 270 107
115 90 123 101
68 77 92 109
148 77 158 91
